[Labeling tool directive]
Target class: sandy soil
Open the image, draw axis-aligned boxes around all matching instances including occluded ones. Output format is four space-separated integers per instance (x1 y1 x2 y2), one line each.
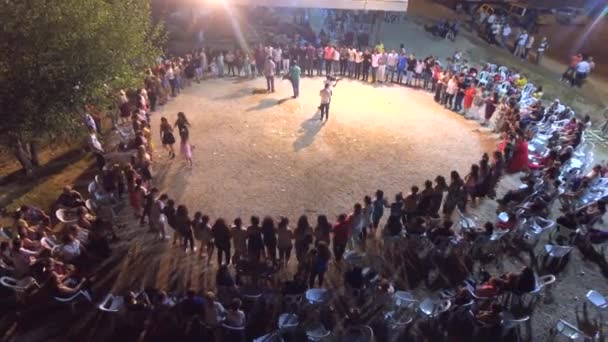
150 77 496 220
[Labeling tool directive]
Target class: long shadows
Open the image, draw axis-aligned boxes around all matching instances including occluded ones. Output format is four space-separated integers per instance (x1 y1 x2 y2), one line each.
293 111 325 151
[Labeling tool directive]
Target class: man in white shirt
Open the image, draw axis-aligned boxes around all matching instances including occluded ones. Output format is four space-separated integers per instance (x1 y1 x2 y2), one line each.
331 48 340 75
513 30 528 58
354 50 363 79
387 49 399 83
524 35 535 60
347 48 356 78
574 59 591 87
371 52 380 83
87 127 105 170
501 23 511 48
319 83 332 121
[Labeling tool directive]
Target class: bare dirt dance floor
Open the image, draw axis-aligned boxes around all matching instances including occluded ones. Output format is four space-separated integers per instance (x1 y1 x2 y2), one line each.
152 77 496 220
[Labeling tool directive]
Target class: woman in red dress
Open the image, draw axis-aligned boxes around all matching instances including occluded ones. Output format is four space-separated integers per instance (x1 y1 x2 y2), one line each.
506 133 529 173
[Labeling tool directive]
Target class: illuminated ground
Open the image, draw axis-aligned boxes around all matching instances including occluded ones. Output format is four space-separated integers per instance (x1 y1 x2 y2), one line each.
150 77 496 220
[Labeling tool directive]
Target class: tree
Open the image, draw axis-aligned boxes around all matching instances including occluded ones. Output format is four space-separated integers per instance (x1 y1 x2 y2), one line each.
0 0 166 175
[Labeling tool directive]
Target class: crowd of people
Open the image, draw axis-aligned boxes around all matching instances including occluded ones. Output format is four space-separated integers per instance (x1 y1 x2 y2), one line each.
2 24 608 342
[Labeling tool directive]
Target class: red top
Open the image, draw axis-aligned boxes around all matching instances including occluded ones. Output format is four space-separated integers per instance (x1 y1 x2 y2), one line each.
333 221 350 244
570 54 582 67
463 87 476 108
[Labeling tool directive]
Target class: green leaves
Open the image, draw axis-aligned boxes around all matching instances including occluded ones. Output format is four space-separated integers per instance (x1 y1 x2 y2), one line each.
0 0 166 143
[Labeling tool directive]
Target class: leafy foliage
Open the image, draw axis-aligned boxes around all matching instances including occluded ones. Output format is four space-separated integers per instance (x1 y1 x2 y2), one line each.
0 0 166 144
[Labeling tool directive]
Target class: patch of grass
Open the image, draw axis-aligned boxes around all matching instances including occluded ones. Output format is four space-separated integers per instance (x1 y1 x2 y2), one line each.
3 155 94 213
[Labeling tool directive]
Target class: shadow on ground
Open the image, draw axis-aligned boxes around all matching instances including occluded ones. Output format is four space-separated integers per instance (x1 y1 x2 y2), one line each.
293 111 325 151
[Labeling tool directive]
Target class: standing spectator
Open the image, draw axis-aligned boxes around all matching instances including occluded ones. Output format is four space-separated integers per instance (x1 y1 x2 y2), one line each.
332 46 340 75
463 83 477 118
513 30 528 58
362 49 372 82
306 44 316 76
324 44 334 75
561 53 582 83
354 49 363 79
573 57 591 87
377 51 387 84
247 216 264 263
524 35 535 60
332 214 349 263
397 53 407 84
314 215 332 246
263 57 276 93
212 218 232 266
405 54 416 86
319 83 332 121
289 61 301 98
149 193 168 240
277 217 293 266
386 49 398 82
230 218 246 263
371 50 380 83
261 216 277 264
294 215 313 262
501 23 511 48
309 242 331 288
273 46 282 75
347 47 356 78
175 205 194 253
282 46 291 75
536 37 549 65
371 190 386 232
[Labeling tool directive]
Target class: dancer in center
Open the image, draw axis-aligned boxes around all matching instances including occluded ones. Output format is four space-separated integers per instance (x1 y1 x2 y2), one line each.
318 75 340 122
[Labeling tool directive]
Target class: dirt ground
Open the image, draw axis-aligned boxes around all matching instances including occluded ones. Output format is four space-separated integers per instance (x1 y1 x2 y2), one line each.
150 78 495 220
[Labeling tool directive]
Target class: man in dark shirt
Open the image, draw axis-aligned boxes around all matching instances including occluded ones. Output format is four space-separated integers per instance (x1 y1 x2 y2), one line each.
362 50 372 82
55 186 85 210
305 44 316 77
180 289 205 316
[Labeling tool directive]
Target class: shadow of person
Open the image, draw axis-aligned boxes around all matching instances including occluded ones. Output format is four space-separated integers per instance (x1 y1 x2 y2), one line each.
293 111 325 151
245 98 278 112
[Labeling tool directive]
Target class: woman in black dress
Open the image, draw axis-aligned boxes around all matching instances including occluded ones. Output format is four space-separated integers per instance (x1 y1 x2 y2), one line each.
443 171 466 216
430 176 448 217
261 216 277 264
175 205 194 252
160 117 176 158
246 216 264 263
212 218 232 266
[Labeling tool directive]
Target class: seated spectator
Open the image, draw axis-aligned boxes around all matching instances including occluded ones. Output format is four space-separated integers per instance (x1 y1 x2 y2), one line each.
55 186 85 210
224 298 246 327
59 234 85 263
282 273 308 295
344 266 365 291
497 179 535 206
0 241 13 267
496 211 518 230
383 215 403 237
19 205 50 227
475 303 503 325
405 216 427 235
428 220 455 242
11 238 40 277
125 291 153 311
39 258 88 297
557 200 606 230
180 289 204 316
203 291 226 328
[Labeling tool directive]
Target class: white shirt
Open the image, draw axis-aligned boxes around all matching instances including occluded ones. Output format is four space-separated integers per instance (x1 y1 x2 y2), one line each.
320 88 332 104
517 33 528 46
576 61 591 74
525 36 535 49
166 67 175 80
355 51 363 63
84 114 96 131
273 48 282 62
387 53 398 67
88 133 104 153
371 54 380 67
446 79 458 95
332 50 340 61
487 14 496 24
348 49 356 62
61 240 81 262
502 26 511 37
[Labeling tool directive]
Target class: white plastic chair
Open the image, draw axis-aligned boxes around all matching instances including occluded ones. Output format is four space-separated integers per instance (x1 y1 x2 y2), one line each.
54 289 93 314
253 332 283 342
457 208 479 231
278 312 299 331
0 259 15 274
0 276 40 293
55 209 77 224
496 82 510 96
343 325 374 342
585 290 608 309
98 293 125 312
418 298 451 318
520 97 538 108
305 323 331 341
544 245 574 264
553 319 598 341
306 288 329 304
393 291 418 308
477 71 490 86
521 83 536 99
498 65 508 74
